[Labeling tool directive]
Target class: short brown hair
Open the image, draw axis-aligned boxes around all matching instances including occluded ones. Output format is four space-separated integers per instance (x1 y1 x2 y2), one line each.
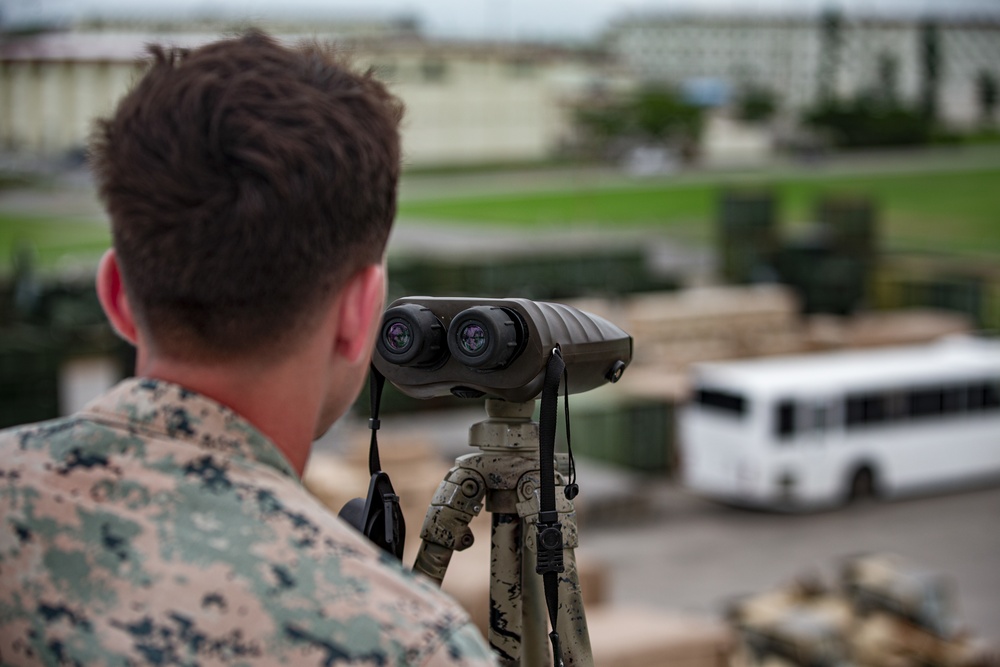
91 30 403 360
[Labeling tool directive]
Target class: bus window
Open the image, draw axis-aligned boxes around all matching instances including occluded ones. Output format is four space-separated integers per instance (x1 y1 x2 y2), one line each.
908 387 945 418
967 381 1000 412
845 393 889 428
696 388 747 417
987 383 1000 409
942 386 965 414
775 400 795 440
811 405 829 433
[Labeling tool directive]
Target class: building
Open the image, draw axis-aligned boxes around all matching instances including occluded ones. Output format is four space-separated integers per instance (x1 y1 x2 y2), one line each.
361 38 609 165
606 11 1000 126
0 27 619 166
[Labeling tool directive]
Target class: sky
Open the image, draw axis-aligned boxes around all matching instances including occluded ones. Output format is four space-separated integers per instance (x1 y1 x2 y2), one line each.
3 0 999 42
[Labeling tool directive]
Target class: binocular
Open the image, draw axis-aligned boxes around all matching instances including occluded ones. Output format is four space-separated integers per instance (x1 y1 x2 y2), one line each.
374 297 633 403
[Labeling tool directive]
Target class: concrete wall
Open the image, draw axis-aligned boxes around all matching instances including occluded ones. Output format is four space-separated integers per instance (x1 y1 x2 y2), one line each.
0 33 602 165
362 48 585 165
0 59 136 154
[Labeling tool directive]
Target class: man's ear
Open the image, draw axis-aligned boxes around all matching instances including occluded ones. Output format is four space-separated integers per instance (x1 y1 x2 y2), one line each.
96 249 139 345
334 263 386 364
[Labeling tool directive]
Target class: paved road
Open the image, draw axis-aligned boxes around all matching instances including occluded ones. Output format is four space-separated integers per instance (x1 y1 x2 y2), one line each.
576 479 1000 646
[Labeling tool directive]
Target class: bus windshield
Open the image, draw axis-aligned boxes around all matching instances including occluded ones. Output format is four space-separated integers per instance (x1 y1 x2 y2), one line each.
695 387 747 417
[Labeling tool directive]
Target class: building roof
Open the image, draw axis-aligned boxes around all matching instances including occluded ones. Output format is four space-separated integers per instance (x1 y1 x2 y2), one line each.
0 30 593 64
0 32 215 63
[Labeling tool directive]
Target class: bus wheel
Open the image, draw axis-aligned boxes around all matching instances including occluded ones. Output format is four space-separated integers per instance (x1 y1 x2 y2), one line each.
849 467 877 503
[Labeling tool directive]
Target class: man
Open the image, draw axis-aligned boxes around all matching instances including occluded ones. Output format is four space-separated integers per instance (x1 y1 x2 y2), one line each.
0 31 496 666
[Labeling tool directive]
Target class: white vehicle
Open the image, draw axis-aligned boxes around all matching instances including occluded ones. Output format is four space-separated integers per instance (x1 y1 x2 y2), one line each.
679 336 1000 509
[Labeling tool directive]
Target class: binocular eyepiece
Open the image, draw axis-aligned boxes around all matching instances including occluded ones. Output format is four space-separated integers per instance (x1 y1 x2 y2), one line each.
380 303 524 370
375 297 633 403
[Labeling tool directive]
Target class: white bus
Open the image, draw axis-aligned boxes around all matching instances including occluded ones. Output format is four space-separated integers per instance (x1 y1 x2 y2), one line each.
679 336 1000 509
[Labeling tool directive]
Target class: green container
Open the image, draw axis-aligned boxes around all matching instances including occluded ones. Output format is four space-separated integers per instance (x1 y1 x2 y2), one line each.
816 195 878 260
778 240 867 315
553 388 675 474
874 254 1000 333
984 280 1000 333
0 327 61 429
717 189 778 284
914 275 983 326
388 246 675 302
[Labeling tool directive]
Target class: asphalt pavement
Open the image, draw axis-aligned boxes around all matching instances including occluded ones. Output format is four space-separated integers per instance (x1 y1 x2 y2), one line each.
576 476 1000 647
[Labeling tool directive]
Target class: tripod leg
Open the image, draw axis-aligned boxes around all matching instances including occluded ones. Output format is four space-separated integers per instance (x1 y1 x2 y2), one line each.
489 513 523 666
490 513 569 666
521 537 555 667
413 465 486 585
555 546 593 667
518 485 593 666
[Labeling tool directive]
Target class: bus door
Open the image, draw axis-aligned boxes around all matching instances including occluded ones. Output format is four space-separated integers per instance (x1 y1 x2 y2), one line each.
773 397 835 504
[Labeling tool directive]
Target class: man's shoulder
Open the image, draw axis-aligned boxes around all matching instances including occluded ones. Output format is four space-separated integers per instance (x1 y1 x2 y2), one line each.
0 414 91 446
237 503 498 665
0 414 496 666
0 413 115 470
161 475 498 665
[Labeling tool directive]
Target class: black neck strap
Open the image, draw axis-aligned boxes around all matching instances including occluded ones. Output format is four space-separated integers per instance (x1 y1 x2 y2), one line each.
368 363 386 475
537 348 567 667
333 363 403 560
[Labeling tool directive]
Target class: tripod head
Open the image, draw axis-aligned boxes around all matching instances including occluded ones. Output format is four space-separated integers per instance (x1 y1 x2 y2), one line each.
374 296 633 402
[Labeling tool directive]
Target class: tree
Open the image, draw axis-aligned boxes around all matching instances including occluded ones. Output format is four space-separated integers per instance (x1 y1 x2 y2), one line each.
817 7 844 104
574 102 631 144
803 49 933 149
803 97 932 148
632 86 702 142
976 69 999 126
876 52 900 108
572 85 703 159
920 18 941 122
736 85 779 123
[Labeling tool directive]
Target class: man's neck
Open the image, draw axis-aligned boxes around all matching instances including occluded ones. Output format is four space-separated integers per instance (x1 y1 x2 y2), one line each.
139 354 325 477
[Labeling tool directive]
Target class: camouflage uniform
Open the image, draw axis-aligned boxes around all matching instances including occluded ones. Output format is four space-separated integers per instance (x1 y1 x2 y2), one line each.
0 378 497 666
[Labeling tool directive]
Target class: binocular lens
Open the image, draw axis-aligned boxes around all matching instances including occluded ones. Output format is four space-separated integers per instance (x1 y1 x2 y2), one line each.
384 321 413 353
448 306 521 369
457 322 488 355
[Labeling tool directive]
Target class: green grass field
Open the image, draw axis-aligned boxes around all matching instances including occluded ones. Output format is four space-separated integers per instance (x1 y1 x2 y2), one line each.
400 166 1000 256
1 160 998 276
0 215 111 275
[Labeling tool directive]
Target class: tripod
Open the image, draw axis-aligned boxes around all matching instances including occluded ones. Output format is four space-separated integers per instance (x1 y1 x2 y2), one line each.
412 398 594 667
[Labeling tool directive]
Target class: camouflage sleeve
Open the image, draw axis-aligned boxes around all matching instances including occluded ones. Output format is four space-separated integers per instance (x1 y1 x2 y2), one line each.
420 621 498 667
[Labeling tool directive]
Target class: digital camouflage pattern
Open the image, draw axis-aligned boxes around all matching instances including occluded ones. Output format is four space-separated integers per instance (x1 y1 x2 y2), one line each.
0 378 496 666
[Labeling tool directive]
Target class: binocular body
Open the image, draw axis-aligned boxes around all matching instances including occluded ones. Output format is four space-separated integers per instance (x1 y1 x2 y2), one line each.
375 297 633 403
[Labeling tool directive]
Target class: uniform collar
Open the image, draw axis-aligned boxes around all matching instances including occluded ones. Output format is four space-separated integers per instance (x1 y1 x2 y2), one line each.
81 377 300 480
